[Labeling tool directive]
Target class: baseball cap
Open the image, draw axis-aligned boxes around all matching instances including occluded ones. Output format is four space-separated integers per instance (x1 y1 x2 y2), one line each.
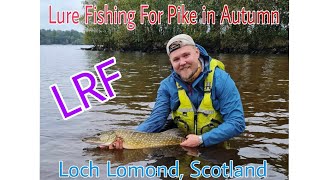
166 34 196 55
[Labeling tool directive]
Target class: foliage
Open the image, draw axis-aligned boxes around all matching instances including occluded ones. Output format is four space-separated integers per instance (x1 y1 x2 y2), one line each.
40 29 85 45
81 0 289 53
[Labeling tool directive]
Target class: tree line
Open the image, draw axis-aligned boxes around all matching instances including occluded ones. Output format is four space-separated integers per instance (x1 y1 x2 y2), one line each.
40 29 85 45
81 0 289 54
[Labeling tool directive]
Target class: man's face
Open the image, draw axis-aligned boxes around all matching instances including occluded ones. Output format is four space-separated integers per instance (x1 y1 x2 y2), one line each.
169 45 200 82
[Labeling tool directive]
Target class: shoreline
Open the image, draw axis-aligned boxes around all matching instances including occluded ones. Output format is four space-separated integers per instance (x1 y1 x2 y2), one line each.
79 45 289 54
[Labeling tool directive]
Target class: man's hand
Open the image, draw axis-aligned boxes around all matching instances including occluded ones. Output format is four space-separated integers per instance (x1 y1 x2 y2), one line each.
180 134 201 147
109 137 123 149
98 137 124 149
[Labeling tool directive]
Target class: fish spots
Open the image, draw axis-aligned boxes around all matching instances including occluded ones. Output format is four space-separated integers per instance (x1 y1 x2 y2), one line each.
84 129 184 149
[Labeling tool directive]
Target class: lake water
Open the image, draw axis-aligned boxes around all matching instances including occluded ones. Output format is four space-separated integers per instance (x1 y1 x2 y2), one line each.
40 45 289 179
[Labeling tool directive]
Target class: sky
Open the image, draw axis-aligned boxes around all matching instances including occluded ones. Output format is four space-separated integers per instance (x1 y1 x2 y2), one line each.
41 0 84 32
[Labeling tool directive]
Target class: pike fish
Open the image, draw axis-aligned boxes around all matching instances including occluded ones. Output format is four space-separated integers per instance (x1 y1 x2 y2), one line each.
82 129 185 149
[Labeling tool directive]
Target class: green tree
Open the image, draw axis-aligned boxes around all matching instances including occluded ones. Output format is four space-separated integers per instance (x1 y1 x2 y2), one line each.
40 29 85 45
81 0 288 53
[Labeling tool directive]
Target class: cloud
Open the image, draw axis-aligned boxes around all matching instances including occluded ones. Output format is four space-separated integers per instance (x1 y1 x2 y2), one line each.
40 0 84 31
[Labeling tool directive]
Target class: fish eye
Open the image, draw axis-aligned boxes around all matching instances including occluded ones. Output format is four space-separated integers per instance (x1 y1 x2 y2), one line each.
96 133 101 136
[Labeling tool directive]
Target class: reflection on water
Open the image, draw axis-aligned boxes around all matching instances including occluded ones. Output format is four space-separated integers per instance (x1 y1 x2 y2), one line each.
41 45 288 179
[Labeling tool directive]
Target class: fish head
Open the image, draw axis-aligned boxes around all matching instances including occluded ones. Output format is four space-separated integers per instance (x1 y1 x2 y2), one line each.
82 131 117 146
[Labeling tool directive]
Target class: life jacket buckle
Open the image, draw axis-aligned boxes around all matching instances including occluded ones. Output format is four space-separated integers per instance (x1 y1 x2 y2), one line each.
204 82 211 92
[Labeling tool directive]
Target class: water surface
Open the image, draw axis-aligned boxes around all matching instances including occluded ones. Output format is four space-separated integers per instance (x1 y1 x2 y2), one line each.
41 45 288 179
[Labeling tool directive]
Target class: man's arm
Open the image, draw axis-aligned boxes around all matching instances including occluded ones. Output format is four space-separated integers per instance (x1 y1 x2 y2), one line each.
136 82 171 132
202 68 246 146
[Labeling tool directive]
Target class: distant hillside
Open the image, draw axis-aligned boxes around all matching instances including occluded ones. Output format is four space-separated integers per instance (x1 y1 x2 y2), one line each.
40 29 84 45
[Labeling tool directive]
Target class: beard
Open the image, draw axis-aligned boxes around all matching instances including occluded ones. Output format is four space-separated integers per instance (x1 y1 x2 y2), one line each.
180 66 201 83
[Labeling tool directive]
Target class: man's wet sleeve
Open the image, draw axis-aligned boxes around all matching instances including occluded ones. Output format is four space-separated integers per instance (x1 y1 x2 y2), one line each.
202 69 245 146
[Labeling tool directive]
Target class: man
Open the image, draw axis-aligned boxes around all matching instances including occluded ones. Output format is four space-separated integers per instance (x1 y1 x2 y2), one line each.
109 34 245 149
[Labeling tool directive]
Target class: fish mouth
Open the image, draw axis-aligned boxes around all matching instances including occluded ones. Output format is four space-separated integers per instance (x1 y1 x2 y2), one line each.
82 137 112 146
82 137 102 144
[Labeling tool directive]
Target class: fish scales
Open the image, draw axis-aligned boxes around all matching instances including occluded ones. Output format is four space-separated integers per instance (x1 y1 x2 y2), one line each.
82 129 185 149
115 130 184 149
